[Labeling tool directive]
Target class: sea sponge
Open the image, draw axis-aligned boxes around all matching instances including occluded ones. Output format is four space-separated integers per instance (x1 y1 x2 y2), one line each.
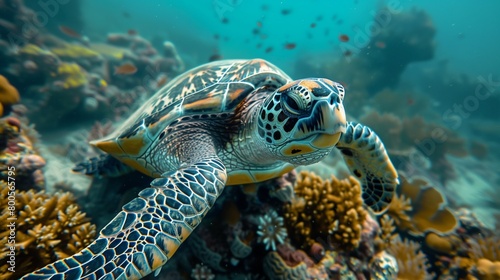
283 171 367 251
52 62 88 89
387 237 433 280
0 183 96 279
0 75 20 106
424 232 460 255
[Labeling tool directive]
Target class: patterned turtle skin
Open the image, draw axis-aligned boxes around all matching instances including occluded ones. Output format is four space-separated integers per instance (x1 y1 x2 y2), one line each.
22 59 398 280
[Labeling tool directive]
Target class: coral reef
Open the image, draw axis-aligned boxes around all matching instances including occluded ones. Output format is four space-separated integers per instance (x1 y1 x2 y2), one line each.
283 171 367 251
0 183 96 279
0 116 45 191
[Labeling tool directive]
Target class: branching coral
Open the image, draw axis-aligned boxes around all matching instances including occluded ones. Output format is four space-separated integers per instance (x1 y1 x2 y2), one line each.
283 171 367 251
387 237 433 280
0 183 96 279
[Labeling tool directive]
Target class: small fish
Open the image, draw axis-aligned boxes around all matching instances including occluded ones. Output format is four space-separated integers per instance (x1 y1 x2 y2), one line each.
209 54 223 62
260 34 268 40
407 98 414 105
375 41 386 49
156 75 168 88
59 25 81 39
214 34 220 40
344 50 352 57
265 47 273 53
339 34 349 42
221 17 229 24
337 19 343 25
310 23 316 28
127 29 138 36
316 15 323 21
281 9 291 15
122 11 131 18
257 21 262 28
114 63 137 75
332 14 337 20
252 28 260 35
284 43 296 50
256 43 262 49
261 4 269 11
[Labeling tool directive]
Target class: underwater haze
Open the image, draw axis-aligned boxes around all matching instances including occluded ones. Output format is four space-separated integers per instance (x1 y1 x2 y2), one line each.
1 0 500 279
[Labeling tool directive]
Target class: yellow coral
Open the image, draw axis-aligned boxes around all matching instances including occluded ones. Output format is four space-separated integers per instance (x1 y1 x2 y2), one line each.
50 44 100 59
283 171 367 251
476 259 500 280
385 175 457 236
53 63 88 89
18 44 54 57
89 43 133 59
387 237 433 280
0 184 96 279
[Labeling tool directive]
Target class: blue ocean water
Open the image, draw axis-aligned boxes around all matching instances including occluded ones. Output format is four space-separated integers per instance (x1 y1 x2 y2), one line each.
81 0 500 76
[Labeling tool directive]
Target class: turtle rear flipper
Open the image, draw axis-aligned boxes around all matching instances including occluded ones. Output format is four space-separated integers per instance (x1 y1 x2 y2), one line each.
336 122 399 214
73 154 134 177
22 155 227 279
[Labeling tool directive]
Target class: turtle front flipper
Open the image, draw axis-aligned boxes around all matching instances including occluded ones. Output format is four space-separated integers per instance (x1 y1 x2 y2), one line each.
335 122 398 214
22 156 226 280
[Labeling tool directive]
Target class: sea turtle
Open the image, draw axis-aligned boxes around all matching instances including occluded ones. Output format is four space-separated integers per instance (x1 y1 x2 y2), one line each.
23 59 398 279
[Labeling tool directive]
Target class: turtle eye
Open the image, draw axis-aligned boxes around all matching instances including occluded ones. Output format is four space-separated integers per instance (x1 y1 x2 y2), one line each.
281 89 309 117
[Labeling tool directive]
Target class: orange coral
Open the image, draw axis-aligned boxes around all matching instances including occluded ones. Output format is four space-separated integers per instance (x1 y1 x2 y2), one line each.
476 259 500 280
0 183 96 279
0 75 20 116
283 171 367 251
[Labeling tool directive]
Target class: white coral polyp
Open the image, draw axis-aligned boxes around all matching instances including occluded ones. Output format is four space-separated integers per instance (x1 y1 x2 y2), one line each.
256 210 288 251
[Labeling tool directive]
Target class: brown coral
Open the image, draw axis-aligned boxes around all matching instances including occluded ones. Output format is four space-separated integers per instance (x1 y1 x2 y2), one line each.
387 237 433 280
384 175 457 236
0 183 96 279
283 171 367 251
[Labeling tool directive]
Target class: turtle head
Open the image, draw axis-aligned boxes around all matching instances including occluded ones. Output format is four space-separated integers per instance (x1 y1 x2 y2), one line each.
257 78 347 165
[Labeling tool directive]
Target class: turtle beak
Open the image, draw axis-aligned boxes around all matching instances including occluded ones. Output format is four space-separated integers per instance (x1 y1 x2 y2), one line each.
293 100 346 140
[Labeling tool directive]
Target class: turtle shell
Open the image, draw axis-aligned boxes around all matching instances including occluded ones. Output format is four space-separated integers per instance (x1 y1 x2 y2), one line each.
93 59 291 174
